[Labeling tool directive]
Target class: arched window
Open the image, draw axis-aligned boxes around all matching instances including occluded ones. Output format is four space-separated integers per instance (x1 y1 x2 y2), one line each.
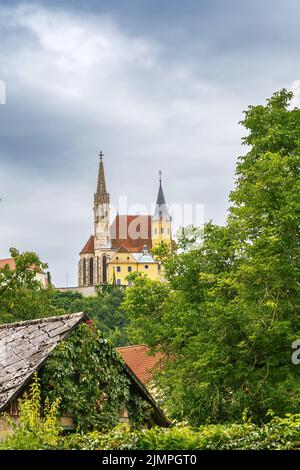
97 256 100 284
83 258 86 285
89 258 94 286
102 255 107 284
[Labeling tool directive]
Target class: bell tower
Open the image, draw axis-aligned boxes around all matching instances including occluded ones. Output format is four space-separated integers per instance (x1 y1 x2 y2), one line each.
94 151 110 249
151 170 172 247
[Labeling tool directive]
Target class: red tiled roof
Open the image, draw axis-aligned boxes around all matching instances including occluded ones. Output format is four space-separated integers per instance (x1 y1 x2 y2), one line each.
111 215 152 253
116 345 165 385
80 235 95 255
0 258 16 270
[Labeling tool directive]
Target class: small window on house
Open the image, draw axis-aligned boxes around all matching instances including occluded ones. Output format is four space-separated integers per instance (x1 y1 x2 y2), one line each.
116 279 121 285
161 228 164 234
127 257 130 260
144 265 149 269
116 266 121 272
128 266 132 272
116 256 119 260
128 280 132 286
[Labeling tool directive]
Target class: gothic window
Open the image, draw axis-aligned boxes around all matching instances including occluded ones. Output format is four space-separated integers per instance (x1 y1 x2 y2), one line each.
89 258 94 286
83 258 86 285
97 257 100 284
102 255 107 284
161 228 164 234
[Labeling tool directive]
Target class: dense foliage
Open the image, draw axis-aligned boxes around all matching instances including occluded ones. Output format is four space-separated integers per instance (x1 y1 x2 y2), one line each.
40 322 146 432
123 90 300 425
0 248 57 323
51 286 129 346
0 374 61 450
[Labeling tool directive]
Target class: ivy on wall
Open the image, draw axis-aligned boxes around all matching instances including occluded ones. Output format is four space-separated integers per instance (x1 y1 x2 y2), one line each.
40 322 146 432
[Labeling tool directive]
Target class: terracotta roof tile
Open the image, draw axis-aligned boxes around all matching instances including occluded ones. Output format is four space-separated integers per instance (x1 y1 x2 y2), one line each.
80 235 95 255
111 215 152 253
116 345 164 385
0 258 16 270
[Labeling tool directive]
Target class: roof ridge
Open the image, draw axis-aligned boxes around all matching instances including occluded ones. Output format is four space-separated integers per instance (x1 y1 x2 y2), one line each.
0 312 86 330
116 344 148 350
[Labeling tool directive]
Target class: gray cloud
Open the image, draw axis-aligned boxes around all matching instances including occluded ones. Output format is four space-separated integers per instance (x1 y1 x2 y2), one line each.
0 1 299 286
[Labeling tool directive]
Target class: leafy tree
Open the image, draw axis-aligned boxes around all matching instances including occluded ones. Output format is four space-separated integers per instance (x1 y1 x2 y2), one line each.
123 90 300 424
51 286 129 346
0 248 58 323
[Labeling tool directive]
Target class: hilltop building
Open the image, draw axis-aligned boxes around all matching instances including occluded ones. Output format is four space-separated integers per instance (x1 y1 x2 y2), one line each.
78 152 172 286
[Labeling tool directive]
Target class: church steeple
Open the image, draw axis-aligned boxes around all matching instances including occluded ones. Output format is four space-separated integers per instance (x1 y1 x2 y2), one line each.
151 171 172 247
153 170 171 221
95 151 109 205
94 151 110 248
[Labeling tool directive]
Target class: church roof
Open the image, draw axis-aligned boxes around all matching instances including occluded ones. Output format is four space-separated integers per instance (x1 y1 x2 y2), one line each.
110 215 152 253
80 235 94 255
153 172 171 221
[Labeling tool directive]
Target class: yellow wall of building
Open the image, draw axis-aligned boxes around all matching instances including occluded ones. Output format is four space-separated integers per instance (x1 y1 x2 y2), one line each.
108 252 160 285
151 219 172 247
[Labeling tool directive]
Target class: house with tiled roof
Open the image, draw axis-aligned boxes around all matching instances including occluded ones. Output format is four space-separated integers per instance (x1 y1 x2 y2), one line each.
0 313 169 433
116 345 165 385
78 151 173 287
0 258 48 288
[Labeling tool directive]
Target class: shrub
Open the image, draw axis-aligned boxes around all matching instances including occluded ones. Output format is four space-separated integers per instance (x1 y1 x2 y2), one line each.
0 374 61 450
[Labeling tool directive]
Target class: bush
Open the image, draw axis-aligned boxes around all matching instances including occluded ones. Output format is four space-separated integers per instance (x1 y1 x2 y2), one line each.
59 414 300 450
0 374 61 450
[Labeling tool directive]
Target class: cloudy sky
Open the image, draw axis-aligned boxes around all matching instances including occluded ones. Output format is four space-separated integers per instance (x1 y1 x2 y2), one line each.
0 0 300 286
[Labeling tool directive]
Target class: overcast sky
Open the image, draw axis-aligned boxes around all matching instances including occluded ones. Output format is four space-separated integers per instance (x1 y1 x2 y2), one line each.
0 0 300 286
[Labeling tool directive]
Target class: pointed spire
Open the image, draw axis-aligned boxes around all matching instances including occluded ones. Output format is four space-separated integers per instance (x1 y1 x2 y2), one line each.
156 170 166 206
96 150 107 195
95 150 109 205
153 170 170 221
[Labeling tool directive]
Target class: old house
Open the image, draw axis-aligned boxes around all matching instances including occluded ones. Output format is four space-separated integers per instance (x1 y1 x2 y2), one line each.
0 313 168 434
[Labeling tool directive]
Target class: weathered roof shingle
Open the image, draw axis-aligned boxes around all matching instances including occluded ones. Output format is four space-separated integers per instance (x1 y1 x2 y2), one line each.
0 312 86 411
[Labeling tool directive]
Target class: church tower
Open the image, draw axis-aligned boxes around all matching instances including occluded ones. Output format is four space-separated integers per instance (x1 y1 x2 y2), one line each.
151 171 172 247
94 151 111 249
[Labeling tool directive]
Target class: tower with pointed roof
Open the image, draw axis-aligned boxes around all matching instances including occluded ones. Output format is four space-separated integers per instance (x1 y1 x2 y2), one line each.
94 151 110 249
151 171 172 247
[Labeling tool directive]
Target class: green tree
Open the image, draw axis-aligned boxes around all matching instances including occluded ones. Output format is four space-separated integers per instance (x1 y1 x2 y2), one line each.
51 285 129 346
0 248 58 323
123 90 300 424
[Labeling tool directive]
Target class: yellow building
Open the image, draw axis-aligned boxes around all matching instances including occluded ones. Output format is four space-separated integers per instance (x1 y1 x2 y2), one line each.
78 153 172 286
108 246 161 285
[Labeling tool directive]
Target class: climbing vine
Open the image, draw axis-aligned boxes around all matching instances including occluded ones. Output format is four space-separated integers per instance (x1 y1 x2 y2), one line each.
40 321 146 432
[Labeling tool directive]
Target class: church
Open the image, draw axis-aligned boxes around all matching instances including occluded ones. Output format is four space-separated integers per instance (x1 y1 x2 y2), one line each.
78 152 172 287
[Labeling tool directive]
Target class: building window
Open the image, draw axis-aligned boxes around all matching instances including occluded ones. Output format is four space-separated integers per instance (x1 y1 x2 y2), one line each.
161 228 164 234
116 279 121 285
144 265 149 269
89 258 94 286
127 257 130 260
128 280 132 286
155 228 157 234
116 256 119 260
83 258 86 285
102 255 107 284
116 266 121 272
128 266 132 272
